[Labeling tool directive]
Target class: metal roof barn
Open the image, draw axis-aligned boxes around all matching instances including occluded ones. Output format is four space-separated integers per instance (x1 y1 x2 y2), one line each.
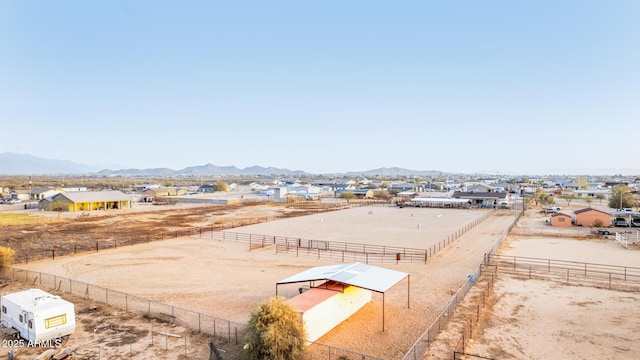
276 263 409 331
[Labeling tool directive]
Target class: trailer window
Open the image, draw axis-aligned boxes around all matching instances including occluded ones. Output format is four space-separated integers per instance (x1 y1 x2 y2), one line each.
28 320 33 329
1 306 5 314
19 315 23 323
45 314 66 329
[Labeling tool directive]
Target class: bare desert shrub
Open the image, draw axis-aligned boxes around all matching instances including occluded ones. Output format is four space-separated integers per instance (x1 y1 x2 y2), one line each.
0 246 15 269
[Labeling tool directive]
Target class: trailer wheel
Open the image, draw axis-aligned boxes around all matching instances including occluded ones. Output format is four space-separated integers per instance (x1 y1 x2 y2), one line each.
57 335 70 346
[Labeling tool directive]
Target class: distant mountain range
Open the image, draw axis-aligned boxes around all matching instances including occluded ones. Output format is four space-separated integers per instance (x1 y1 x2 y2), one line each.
0 152 446 177
0 153 103 175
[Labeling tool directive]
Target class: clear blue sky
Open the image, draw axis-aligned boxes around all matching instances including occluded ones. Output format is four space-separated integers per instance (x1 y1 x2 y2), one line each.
1 1 638 175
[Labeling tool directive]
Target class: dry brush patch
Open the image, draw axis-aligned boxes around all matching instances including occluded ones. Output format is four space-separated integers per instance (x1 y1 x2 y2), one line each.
0 202 341 263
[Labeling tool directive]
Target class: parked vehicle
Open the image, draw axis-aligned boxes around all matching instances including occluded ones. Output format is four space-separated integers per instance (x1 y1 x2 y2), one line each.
614 218 629 227
631 217 640 227
595 228 610 235
543 205 561 213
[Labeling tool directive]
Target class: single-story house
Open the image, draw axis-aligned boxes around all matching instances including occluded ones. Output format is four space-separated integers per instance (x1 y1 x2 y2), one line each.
198 184 217 193
574 208 611 227
310 181 350 191
335 189 375 199
550 212 573 227
60 185 88 192
573 189 610 198
40 191 132 212
466 183 496 193
135 184 160 191
30 187 62 200
9 190 30 201
143 187 187 197
453 191 509 208
249 182 266 190
390 183 424 193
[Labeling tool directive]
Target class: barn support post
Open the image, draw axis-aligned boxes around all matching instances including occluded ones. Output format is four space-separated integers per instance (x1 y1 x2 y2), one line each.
382 292 385 332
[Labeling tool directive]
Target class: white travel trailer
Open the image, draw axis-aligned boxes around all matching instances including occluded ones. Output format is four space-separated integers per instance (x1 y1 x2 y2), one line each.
1 289 75 343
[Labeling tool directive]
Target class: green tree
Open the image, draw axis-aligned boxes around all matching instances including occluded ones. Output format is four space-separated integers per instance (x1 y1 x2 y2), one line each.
243 297 306 360
163 179 174 187
608 185 634 209
532 188 553 207
585 196 593 207
539 193 554 206
341 190 355 203
596 194 606 204
577 178 589 190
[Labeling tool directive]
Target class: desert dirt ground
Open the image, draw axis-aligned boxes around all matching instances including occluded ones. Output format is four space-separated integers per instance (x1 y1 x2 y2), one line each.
4 203 518 359
4 200 637 360
424 203 640 360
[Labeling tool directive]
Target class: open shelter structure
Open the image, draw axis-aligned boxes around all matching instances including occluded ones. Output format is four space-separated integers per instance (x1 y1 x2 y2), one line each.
276 263 409 335
610 210 640 227
410 197 471 208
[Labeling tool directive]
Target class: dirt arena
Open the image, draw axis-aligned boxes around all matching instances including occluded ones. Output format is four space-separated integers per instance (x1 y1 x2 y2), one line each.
13 206 517 359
